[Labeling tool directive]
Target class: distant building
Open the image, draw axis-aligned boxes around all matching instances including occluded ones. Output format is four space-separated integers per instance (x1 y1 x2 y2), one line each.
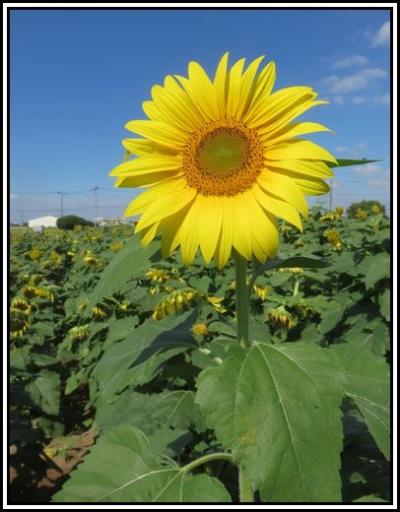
94 217 133 226
28 215 58 232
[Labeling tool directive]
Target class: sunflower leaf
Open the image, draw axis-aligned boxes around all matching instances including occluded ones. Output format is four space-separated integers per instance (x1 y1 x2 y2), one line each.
332 343 390 459
53 425 231 502
87 235 160 309
329 158 380 168
196 342 344 501
251 256 330 286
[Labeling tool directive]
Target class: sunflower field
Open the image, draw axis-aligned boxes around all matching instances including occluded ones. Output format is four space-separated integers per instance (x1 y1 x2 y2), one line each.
9 204 390 504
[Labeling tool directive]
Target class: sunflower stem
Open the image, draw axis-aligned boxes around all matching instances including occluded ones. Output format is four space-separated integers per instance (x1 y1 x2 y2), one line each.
182 452 233 474
239 467 254 502
233 251 250 349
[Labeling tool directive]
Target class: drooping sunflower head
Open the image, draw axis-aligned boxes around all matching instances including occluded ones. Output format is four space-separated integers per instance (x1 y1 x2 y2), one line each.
110 53 336 267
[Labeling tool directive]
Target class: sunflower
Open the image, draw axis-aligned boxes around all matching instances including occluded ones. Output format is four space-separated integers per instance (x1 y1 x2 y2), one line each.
110 53 336 267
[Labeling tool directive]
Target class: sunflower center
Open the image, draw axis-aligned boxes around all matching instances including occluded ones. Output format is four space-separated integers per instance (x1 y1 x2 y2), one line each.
198 130 249 176
183 120 264 196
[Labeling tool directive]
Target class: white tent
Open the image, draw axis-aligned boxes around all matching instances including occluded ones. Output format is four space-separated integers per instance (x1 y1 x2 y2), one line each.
28 215 58 231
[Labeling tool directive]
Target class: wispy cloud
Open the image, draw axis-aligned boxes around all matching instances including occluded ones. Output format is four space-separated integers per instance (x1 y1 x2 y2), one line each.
331 54 368 69
321 67 386 95
367 179 390 187
334 143 369 158
352 96 367 104
352 163 386 176
370 21 390 47
376 93 390 105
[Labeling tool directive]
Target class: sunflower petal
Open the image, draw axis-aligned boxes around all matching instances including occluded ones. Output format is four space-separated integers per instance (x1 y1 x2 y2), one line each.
115 171 184 188
135 187 197 232
231 192 253 260
125 120 188 150
214 52 230 119
235 55 265 119
290 176 330 196
262 122 332 145
226 58 246 117
245 86 315 128
109 154 182 177
122 138 170 156
245 195 279 259
177 198 204 264
163 75 206 129
195 195 223 263
266 139 337 164
124 177 188 216
140 221 160 246
215 197 234 268
257 171 308 218
245 61 276 118
252 184 303 231
159 207 190 257
267 159 334 178
150 80 201 133
176 61 219 120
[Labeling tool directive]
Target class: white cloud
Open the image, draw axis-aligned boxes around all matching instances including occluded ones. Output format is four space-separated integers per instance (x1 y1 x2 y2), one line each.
321 67 386 95
352 96 367 104
376 93 390 105
332 95 344 104
334 143 369 159
370 21 390 47
352 163 385 176
367 179 390 187
331 54 368 69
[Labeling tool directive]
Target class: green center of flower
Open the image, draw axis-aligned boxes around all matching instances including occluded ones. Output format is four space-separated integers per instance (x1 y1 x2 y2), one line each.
198 130 249 176
183 120 265 196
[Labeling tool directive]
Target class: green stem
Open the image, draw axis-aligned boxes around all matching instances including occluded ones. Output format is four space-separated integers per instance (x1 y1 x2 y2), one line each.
233 251 250 348
292 277 300 297
182 452 233 474
239 467 254 502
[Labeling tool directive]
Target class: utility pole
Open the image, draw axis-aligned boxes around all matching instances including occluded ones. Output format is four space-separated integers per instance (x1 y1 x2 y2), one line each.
57 191 64 217
91 186 99 224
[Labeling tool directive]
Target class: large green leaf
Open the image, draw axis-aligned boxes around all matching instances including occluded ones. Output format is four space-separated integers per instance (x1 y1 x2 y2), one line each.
332 343 390 459
53 426 231 502
92 310 197 402
378 289 390 322
196 342 344 502
341 411 390 503
26 370 60 416
96 390 195 433
341 321 389 356
88 235 160 307
319 304 345 334
329 159 379 168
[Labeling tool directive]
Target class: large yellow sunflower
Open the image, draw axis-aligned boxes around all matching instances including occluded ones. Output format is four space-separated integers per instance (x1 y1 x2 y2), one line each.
110 53 336 267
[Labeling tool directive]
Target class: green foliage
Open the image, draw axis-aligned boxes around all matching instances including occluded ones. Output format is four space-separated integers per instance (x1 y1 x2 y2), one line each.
196 342 344 502
56 215 94 230
347 200 386 217
9 209 391 503
333 343 389 459
53 426 231 502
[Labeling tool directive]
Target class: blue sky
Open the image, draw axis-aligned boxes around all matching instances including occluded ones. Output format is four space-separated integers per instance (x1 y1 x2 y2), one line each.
10 8 391 221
